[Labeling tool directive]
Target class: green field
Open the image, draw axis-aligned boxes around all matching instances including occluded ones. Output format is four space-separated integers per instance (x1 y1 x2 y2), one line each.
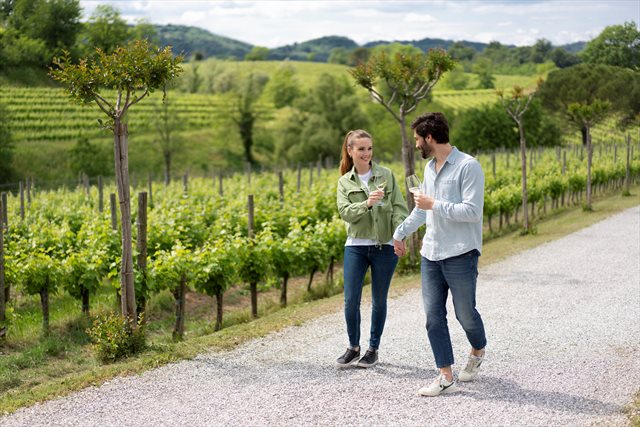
1 60 627 184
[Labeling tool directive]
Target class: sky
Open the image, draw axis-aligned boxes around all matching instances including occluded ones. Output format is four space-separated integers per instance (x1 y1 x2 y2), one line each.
79 0 640 48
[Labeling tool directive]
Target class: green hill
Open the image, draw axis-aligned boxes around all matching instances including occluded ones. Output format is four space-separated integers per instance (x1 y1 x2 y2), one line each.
267 36 359 61
154 25 585 62
156 24 253 59
364 38 488 52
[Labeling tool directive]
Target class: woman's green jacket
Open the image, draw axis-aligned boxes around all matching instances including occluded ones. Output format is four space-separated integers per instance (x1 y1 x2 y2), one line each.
336 162 408 245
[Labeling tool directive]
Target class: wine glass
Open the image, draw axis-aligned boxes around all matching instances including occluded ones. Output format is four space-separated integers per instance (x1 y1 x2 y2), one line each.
375 178 386 207
405 174 422 195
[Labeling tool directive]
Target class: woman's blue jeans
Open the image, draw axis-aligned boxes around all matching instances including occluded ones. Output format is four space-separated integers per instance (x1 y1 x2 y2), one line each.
421 250 487 368
343 245 398 350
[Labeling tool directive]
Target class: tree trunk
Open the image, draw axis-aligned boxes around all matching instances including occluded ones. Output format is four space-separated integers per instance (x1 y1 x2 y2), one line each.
280 273 289 308
518 122 530 233
113 119 137 323
172 276 187 340
307 268 317 292
239 111 255 165
215 291 223 331
399 114 416 211
325 258 334 285
164 152 171 185
250 281 258 318
40 285 50 335
81 286 90 316
580 125 587 146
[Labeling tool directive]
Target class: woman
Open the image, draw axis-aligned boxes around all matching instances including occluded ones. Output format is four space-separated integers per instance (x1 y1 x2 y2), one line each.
336 129 408 368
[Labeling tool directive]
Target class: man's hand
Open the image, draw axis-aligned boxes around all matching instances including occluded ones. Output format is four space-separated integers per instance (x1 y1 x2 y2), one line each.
413 192 434 210
393 239 406 257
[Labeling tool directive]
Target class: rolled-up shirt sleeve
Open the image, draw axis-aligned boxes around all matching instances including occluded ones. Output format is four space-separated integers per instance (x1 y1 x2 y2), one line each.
432 160 484 223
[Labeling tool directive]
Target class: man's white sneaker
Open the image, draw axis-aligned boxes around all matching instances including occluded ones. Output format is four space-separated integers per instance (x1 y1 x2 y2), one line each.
418 374 458 397
458 351 484 382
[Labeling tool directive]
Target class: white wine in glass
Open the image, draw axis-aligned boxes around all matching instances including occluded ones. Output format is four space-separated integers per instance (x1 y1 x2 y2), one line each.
375 179 386 206
405 174 422 195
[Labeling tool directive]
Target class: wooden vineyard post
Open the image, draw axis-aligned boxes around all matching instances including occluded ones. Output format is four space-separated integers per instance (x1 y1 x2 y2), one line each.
183 172 188 195
0 199 5 338
147 174 153 208
136 192 148 318
247 195 257 319
625 134 631 196
278 170 284 207
19 182 24 220
98 176 104 212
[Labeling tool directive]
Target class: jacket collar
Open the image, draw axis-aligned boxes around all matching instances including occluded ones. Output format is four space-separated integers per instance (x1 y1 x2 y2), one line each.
347 161 383 182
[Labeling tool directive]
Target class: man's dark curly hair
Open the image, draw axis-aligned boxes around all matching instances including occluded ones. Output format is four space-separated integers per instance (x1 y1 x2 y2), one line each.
410 112 449 144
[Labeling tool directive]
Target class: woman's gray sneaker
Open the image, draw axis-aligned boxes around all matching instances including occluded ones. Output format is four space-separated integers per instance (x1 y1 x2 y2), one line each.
336 348 360 367
357 349 378 368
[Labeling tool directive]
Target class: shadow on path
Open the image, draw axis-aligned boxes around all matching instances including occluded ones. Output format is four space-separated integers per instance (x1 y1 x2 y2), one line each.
465 375 621 416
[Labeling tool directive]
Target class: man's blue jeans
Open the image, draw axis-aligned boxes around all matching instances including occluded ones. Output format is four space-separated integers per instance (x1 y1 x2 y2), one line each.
343 245 398 350
421 250 487 368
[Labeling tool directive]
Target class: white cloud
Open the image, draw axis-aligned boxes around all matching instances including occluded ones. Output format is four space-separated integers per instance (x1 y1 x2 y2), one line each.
404 13 437 23
79 0 638 47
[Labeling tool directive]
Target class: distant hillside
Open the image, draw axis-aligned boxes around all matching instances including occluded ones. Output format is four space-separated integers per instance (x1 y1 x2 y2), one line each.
560 41 587 54
267 36 359 61
153 24 585 61
364 38 490 52
155 24 253 59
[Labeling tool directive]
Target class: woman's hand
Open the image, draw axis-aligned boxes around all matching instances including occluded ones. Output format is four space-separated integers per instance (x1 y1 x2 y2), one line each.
366 189 384 208
393 239 406 256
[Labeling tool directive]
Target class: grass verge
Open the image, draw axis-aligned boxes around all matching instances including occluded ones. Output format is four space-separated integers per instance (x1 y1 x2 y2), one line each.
0 186 638 416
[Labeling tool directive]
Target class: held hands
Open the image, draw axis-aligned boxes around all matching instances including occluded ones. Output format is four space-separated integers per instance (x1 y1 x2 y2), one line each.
393 239 406 257
366 189 384 208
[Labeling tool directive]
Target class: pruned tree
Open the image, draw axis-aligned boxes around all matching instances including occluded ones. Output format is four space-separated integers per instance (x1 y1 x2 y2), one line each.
566 100 611 210
350 49 455 209
50 39 183 323
538 63 637 144
232 72 269 166
153 92 184 185
497 85 536 233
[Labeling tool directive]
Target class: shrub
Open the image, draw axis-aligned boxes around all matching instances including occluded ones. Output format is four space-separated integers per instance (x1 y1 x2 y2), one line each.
86 313 146 363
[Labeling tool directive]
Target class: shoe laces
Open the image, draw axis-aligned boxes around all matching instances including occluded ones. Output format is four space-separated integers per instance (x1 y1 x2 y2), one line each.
465 353 483 371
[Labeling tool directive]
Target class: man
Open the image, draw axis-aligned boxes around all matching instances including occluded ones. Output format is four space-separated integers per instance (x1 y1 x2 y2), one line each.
393 112 487 397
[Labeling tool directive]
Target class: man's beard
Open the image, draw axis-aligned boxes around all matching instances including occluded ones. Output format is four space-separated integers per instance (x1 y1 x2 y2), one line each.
419 144 433 159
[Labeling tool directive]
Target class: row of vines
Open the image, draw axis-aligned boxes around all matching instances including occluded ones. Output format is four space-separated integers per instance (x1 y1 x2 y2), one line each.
0 141 638 341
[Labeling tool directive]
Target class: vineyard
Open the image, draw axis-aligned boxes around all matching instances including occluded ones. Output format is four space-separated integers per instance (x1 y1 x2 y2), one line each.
1 141 639 332
1 71 541 144
0 132 639 406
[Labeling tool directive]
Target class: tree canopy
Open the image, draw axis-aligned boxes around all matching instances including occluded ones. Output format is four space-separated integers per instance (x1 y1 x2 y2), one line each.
538 63 639 126
452 99 561 153
580 21 639 70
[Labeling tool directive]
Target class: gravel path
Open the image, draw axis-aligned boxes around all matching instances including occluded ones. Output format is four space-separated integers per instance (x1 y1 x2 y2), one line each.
3 206 639 427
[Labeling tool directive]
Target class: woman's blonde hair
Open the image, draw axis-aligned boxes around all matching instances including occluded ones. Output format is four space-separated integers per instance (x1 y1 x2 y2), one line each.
339 129 373 175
